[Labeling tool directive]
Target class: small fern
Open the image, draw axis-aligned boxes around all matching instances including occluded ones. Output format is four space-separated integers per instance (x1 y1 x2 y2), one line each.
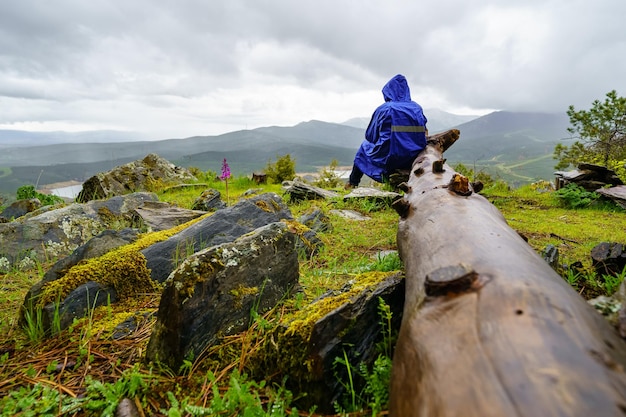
553 183 599 208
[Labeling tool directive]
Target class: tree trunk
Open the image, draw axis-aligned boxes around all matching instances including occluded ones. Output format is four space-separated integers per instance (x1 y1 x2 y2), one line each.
390 129 626 417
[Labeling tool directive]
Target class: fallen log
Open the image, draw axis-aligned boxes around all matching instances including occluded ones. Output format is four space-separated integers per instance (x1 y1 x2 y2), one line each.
390 129 626 416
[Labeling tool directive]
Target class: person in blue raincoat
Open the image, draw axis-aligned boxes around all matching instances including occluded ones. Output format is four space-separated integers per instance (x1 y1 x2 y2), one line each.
347 74 428 188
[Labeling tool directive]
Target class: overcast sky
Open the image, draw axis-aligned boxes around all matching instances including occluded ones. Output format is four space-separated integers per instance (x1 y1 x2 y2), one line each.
0 0 624 139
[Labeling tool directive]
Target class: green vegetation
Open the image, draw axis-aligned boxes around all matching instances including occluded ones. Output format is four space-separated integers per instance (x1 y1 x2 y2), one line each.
16 184 64 206
314 159 343 188
265 154 297 184
333 297 394 416
553 183 605 209
554 90 626 180
482 182 626 298
2 154 626 415
454 162 499 189
0 171 401 416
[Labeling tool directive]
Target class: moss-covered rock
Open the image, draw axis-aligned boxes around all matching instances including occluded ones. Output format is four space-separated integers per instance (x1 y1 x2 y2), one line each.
21 212 206 334
21 193 301 340
76 153 195 203
145 221 300 371
141 193 294 283
191 188 226 212
0 198 42 222
0 192 159 267
251 271 405 413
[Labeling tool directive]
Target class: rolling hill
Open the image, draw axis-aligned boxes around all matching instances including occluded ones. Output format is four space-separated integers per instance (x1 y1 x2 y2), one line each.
444 111 571 185
0 111 574 196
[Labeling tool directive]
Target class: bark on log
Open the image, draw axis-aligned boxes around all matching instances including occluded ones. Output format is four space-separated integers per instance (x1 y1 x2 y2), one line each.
390 129 626 417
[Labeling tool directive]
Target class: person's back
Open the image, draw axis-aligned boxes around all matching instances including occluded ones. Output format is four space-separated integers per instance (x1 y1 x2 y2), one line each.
348 74 427 187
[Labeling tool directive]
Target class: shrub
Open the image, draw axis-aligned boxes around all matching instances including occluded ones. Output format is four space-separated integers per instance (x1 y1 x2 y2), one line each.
16 185 64 206
187 166 204 178
265 154 296 184
314 159 342 188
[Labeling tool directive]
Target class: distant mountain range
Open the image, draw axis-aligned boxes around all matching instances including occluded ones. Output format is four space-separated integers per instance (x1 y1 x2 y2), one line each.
0 110 573 196
341 108 479 133
0 130 148 148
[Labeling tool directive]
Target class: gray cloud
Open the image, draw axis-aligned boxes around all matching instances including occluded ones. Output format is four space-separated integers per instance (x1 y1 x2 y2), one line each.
0 0 624 138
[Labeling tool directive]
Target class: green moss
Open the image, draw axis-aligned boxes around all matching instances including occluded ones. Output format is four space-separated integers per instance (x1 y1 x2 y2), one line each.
88 310 139 338
255 200 273 213
40 248 156 306
144 176 173 192
38 214 210 307
250 271 394 382
230 285 259 309
285 271 390 338
281 219 314 250
96 205 117 221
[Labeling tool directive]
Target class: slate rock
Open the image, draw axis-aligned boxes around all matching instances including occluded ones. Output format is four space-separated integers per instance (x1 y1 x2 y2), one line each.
298 209 332 233
591 242 626 277
132 201 206 231
145 221 300 370
343 187 401 205
578 163 624 185
0 198 42 222
259 272 405 413
190 189 226 212
294 209 329 258
141 193 293 283
294 226 324 259
46 228 139 286
116 397 140 417
0 192 158 266
242 188 264 197
329 209 371 221
542 244 559 270
44 281 118 331
597 186 626 210
555 163 623 192
20 193 295 336
112 312 154 340
77 153 195 203
282 180 340 202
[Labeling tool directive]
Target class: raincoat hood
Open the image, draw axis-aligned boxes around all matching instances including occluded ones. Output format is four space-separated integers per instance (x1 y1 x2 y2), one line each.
382 74 411 102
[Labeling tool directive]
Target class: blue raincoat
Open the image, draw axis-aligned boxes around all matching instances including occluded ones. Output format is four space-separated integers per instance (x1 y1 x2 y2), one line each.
354 74 427 182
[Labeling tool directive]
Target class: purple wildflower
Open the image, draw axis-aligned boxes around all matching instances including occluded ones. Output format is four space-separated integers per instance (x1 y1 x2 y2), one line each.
220 158 231 180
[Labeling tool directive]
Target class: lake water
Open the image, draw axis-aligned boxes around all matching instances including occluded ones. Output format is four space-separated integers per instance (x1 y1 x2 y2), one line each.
50 184 83 199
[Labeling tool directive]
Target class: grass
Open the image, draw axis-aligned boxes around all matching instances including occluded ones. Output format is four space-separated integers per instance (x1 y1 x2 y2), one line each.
482 182 626 297
1 172 626 415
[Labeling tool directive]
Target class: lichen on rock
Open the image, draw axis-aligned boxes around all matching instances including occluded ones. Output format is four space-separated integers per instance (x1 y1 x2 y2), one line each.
247 270 405 412
145 221 300 371
24 214 209 331
77 153 196 203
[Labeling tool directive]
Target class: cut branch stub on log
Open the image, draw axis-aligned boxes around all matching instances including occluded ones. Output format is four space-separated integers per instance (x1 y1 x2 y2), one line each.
424 263 480 297
390 129 626 417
